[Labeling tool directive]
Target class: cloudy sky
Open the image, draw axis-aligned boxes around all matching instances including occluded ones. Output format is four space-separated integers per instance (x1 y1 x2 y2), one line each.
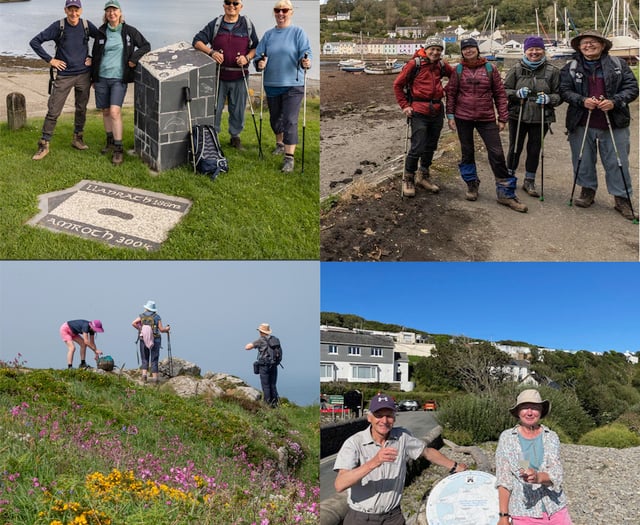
0 261 320 405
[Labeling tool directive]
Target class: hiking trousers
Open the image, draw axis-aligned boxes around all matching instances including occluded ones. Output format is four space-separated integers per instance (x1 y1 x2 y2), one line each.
258 363 278 407
507 120 550 175
214 78 248 138
139 338 161 373
41 71 92 141
405 110 444 173
455 118 510 180
267 86 304 146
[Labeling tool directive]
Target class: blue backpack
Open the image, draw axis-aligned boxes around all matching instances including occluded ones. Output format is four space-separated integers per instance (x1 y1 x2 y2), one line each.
190 125 229 181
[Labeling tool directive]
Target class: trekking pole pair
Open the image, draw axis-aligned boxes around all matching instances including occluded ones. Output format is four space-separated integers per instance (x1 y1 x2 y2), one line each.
568 109 593 207
239 53 264 159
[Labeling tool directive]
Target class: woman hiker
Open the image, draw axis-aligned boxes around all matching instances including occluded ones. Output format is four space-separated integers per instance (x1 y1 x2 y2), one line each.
131 300 170 383
59 319 104 369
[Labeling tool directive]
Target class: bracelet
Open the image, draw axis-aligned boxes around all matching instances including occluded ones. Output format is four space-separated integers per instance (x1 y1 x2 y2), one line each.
499 513 511 517
448 462 458 474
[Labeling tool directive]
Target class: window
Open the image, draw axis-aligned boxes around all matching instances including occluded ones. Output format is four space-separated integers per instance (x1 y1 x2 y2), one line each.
320 363 334 380
348 346 361 356
352 365 377 380
328 345 338 354
370 347 383 357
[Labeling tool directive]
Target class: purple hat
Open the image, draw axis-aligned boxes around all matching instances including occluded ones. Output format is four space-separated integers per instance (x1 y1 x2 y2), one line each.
524 36 545 51
89 320 104 333
369 394 396 413
460 38 479 50
65 0 82 7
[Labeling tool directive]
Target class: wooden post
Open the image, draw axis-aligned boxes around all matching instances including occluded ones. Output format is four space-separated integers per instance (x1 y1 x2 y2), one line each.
7 92 27 130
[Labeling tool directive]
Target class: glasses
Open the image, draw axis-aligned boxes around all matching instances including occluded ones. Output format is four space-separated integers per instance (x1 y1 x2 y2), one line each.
273 8 290 13
580 40 600 47
224 1 240 6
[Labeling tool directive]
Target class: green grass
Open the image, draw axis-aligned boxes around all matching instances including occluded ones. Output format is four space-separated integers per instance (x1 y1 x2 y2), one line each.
0 101 319 259
0 365 319 524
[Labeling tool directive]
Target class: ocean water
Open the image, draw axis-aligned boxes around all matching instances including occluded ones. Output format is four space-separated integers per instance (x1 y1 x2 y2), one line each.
0 0 320 79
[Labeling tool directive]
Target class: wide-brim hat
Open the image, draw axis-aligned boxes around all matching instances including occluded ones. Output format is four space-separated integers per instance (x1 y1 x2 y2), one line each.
369 394 396 413
257 323 272 335
142 300 157 312
510 389 550 418
570 30 612 53
89 320 104 333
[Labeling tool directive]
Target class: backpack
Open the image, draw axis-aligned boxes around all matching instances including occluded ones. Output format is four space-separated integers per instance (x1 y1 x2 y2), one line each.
49 18 91 94
265 335 283 368
97 355 115 372
456 61 494 87
140 312 159 350
189 125 229 181
568 55 622 81
403 49 447 103
211 15 255 43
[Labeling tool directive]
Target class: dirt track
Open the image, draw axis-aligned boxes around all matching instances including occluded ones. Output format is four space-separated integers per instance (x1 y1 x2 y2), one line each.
320 64 639 261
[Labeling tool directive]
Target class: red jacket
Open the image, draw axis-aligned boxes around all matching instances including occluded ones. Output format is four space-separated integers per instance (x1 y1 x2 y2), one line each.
445 57 508 122
394 57 453 116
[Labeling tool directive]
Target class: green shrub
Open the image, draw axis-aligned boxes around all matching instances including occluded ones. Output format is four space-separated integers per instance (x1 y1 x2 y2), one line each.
578 423 640 448
614 408 640 436
437 394 513 443
543 387 595 441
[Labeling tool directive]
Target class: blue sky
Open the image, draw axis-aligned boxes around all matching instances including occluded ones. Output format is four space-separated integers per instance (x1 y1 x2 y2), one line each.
321 263 640 354
0 261 320 405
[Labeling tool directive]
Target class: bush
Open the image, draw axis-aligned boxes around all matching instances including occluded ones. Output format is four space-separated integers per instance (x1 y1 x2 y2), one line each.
578 423 640 448
437 394 513 443
614 409 640 436
543 387 595 441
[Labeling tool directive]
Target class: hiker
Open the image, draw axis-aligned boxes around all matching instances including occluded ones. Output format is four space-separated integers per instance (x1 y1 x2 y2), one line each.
91 0 150 166
244 323 280 407
559 30 639 220
334 394 467 524
496 389 574 525
254 0 312 172
193 0 259 150
131 300 170 383
393 37 453 197
29 0 100 160
503 36 562 198
445 38 528 212
59 319 104 369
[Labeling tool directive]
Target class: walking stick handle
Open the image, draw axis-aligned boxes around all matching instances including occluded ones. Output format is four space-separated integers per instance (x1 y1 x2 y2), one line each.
184 86 191 102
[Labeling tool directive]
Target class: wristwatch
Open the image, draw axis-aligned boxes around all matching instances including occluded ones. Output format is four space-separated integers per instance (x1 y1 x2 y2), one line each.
448 462 458 474
499 513 511 518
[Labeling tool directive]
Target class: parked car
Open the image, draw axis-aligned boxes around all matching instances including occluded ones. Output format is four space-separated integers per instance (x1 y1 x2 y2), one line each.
423 400 438 411
398 399 420 411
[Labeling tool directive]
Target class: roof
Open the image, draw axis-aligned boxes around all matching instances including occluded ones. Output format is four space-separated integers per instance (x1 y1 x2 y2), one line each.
320 329 395 348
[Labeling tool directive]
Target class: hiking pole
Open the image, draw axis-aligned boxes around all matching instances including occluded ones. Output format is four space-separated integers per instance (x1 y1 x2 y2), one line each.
508 98 524 175
239 53 263 159
539 92 545 202
184 87 197 173
301 53 308 175
569 109 592 206
401 116 411 198
259 53 266 156
603 107 638 224
213 49 222 127
166 328 173 378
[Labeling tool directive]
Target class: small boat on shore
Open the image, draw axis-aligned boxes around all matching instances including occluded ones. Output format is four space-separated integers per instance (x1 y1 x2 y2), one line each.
338 59 365 70
364 59 403 75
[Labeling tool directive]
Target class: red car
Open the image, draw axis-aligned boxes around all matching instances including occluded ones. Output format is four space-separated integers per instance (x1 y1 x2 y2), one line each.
423 400 438 411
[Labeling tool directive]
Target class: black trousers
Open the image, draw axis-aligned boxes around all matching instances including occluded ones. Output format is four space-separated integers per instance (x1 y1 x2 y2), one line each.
258 363 279 407
404 110 444 173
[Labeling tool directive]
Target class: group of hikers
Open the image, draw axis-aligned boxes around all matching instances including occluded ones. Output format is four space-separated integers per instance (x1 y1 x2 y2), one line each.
29 0 312 173
394 31 639 220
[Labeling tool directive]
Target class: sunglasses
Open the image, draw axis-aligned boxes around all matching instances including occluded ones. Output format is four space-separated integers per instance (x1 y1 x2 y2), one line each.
224 1 240 6
273 8 290 13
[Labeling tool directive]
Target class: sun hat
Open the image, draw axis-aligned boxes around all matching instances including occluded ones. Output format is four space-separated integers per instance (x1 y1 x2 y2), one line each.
65 0 82 8
424 37 444 50
524 36 545 51
509 389 550 418
104 0 121 9
142 300 157 312
570 30 612 53
257 323 272 335
89 320 104 333
460 38 479 50
369 394 396 413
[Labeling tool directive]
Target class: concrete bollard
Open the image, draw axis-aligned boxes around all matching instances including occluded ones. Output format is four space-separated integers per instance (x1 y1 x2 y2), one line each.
7 92 27 130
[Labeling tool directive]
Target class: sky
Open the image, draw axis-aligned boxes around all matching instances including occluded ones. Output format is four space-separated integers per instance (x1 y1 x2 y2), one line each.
321 262 640 354
0 261 320 406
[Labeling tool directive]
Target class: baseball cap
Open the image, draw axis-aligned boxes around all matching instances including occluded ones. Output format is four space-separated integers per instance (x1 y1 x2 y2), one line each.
104 0 121 9
65 0 82 8
369 394 396 413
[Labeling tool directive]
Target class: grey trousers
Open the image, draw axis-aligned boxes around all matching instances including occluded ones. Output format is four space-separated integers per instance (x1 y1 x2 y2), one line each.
214 78 248 138
41 71 91 141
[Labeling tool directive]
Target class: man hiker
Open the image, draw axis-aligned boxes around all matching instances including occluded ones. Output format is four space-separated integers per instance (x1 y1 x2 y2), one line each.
193 0 259 149
245 323 281 407
334 394 467 524
393 37 453 197
29 0 100 160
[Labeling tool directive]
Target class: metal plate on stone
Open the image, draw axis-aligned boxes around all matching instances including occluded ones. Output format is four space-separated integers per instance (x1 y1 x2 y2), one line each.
27 180 192 251
426 470 499 525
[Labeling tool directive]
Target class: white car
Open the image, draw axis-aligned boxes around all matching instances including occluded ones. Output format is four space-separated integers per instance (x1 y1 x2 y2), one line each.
398 400 420 411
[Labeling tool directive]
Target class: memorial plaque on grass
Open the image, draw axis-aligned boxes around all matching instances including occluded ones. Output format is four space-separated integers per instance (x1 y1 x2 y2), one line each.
28 180 192 251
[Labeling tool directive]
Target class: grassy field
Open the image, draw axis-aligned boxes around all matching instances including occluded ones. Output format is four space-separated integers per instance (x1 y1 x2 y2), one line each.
0 101 319 259
0 359 320 524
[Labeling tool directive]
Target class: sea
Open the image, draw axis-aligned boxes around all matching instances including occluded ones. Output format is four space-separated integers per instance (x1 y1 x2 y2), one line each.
0 0 320 79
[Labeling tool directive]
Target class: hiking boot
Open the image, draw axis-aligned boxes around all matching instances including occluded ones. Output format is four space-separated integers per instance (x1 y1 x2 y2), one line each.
79 362 92 369
230 136 243 150
416 169 440 193
574 187 596 208
101 134 114 154
465 180 479 201
272 142 285 155
112 145 124 166
402 172 416 197
72 132 89 150
497 196 528 213
281 155 295 173
614 196 639 221
32 139 50 160
522 178 540 198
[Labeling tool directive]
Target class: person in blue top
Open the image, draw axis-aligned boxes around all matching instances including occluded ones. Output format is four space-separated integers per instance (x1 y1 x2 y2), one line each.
59 319 104 369
193 0 259 150
131 300 170 383
254 0 311 172
91 0 150 165
29 0 100 160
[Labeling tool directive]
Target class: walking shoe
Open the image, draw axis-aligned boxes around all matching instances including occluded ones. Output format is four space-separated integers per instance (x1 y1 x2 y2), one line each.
522 178 540 198
465 180 479 201
402 172 416 197
614 196 639 221
71 132 89 150
281 155 295 173
416 169 440 193
497 196 528 213
272 142 285 155
230 136 243 150
112 145 124 166
79 362 92 369
574 187 596 208
101 135 114 154
32 139 50 160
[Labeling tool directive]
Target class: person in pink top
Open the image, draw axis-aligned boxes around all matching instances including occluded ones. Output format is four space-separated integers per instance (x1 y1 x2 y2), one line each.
59 319 104 369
